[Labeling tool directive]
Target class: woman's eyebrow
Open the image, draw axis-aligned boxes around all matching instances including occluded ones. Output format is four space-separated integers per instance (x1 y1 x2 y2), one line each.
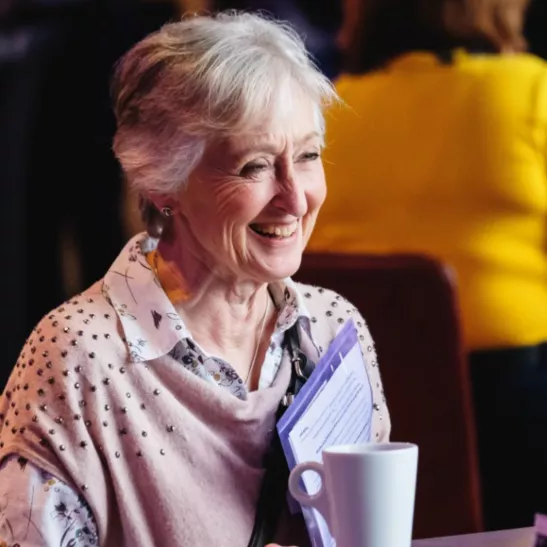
230 131 321 159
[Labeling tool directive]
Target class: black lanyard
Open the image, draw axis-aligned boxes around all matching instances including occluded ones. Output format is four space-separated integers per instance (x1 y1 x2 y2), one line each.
278 323 315 414
247 324 315 547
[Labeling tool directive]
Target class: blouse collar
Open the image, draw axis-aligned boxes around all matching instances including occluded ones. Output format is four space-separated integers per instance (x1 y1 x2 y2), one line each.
102 233 311 363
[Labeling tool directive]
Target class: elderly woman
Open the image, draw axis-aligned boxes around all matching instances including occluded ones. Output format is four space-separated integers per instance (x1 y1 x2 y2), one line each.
0 11 389 547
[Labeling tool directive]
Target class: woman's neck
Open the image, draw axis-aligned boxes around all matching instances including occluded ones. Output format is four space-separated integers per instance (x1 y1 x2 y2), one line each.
155 239 276 374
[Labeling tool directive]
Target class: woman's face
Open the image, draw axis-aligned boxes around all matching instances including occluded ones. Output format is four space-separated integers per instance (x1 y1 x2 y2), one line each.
172 93 326 283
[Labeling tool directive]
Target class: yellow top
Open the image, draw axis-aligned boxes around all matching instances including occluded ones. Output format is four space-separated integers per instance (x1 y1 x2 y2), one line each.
308 51 547 350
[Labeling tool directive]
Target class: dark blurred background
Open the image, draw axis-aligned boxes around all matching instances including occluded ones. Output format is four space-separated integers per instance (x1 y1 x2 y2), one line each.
1 0 546 388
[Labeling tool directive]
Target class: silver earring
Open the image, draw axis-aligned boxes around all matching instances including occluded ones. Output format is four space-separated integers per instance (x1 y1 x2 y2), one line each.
161 206 173 217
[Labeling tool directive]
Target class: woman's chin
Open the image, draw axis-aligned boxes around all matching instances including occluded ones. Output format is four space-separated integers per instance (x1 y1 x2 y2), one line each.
247 252 302 282
247 229 304 280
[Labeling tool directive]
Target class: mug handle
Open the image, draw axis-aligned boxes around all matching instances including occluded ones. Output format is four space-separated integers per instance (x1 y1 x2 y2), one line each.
288 462 332 531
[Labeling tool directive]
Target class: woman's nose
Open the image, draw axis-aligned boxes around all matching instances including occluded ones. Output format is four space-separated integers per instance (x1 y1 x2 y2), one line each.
272 172 308 218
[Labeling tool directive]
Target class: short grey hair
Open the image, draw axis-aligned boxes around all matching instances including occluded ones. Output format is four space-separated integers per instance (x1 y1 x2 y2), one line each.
111 11 337 198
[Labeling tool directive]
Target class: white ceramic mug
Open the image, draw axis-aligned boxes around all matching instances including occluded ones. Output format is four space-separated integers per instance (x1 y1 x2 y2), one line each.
288 442 418 547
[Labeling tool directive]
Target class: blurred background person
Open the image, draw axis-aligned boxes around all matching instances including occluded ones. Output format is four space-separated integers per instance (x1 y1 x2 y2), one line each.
308 0 547 531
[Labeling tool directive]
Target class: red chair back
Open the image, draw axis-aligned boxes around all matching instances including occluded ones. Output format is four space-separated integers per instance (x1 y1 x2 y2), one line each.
294 253 483 538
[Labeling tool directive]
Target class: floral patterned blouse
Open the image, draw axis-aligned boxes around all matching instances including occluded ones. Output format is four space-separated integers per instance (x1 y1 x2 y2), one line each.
0 234 312 546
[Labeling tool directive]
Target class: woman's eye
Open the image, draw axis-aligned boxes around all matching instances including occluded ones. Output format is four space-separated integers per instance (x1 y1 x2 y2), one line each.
240 162 268 177
299 152 320 162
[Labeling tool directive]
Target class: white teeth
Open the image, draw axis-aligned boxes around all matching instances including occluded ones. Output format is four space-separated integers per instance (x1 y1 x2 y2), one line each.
252 222 298 238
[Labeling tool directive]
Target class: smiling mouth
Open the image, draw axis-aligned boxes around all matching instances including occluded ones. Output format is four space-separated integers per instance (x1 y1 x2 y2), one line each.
249 222 298 239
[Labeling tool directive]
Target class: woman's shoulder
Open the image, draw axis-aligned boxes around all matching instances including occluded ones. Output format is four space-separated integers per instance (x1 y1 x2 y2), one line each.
481 52 547 70
294 281 354 308
291 281 377 363
293 281 366 330
16 281 127 381
471 53 547 121
465 52 547 87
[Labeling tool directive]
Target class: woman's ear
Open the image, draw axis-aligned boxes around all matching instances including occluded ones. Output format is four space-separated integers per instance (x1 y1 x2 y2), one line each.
146 194 178 216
